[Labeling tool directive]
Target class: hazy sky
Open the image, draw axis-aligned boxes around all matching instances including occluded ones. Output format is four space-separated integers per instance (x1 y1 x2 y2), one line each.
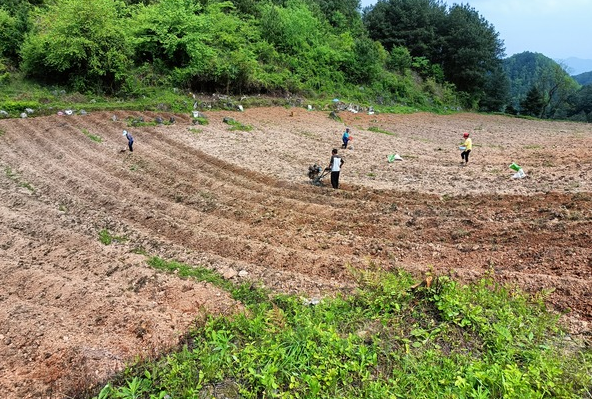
360 0 592 61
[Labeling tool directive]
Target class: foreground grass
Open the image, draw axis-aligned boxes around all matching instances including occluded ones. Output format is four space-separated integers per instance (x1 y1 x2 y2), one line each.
90 258 591 399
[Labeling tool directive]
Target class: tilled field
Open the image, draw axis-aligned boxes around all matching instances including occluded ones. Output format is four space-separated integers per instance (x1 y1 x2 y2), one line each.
0 108 590 398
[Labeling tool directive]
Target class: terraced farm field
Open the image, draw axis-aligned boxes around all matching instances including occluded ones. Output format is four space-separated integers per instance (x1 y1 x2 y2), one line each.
1 108 590 398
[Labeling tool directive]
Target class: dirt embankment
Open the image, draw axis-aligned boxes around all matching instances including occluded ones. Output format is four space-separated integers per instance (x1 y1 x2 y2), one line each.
0 108 590 398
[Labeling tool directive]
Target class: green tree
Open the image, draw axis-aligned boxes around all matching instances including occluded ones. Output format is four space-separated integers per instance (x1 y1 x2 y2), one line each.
387 46 412 74
537 63 579 118
343 37 387 84
480 64 510 112
130 0 282 93
564 84 592 121
437 4 505 106
311 0 363 32
20 0 132 92
259 0 349 93
364 0 505 109
520 86 545 117
129 0 204 69
363 0 446 59
0 0 38 65
0 8 19 61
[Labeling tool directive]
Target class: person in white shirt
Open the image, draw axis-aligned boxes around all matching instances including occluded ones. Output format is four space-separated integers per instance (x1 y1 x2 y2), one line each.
327 148 344 189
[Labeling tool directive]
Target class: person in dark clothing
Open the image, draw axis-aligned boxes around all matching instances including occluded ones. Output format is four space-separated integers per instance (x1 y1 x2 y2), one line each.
342 127 350 149
123 130 134 152
327 148 344 189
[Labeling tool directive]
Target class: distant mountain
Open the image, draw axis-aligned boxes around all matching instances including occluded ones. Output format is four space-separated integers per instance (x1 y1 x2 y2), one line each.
556 57 592 75
503 52 560 108
573 71 592 86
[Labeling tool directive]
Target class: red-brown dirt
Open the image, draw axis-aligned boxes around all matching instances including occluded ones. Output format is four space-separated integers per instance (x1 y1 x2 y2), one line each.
0 107 590 398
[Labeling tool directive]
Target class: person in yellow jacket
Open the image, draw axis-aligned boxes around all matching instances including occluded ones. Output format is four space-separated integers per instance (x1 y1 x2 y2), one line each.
460 132 472 165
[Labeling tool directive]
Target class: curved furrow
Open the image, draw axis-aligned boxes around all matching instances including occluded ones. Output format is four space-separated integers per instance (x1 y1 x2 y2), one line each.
1 121 367 282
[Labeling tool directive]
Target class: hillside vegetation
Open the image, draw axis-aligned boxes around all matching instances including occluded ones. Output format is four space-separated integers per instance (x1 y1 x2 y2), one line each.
1 0 589 120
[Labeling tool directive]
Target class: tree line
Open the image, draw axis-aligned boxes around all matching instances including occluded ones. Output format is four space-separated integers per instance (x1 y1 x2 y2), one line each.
0 0 589 120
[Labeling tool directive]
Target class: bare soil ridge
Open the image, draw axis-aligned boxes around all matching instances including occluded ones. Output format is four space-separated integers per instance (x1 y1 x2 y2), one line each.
0 108 590 398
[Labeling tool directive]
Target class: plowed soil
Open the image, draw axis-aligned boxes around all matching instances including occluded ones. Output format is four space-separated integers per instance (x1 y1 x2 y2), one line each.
0 107 591 398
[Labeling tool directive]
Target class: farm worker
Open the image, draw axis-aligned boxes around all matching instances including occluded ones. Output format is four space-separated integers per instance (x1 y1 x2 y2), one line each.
123 130 134 152
460 132 472 165
327 148 344 189
342 127 351 149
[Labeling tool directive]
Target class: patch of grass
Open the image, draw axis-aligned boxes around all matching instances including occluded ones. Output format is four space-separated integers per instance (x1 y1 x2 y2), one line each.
131 246 149 256
193 116 209 125
91 268 591 399
328 111 342 122
523 144 543 150
367 126 396 136
451 228 471 240
4 166 35 193
188 127 202 134
146 257 267 305
0 100 41 114
98 229 128 245
20 181 35 193
227 120 253 132
81 128 102 143
127 120 157 127
0 128 5 137
4 166 16 179
440 193 454 202
542 160 555 167
147 256 230 289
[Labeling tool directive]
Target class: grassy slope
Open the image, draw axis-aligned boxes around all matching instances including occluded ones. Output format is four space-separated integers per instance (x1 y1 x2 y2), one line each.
89 258 591 399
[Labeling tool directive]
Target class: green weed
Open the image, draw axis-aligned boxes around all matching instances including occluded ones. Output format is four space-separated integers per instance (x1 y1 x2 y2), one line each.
20 181 35 193
328 111 342 122
81 128 102 143
4 166 35 192
193 116 209 125
227 120 253 132
91 265 591 399
4 166 16 179
188 127 202 134
368 126 396 136
98 229 127 245
146 257 268 306
451 228 471 240
131 246 148 256
440 193 454 202
523 144 543 150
